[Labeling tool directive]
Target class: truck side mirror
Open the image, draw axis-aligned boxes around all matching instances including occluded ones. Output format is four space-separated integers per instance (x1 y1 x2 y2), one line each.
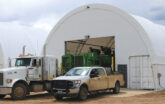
28 67 33 70
90 69 98 78
90 74 95 78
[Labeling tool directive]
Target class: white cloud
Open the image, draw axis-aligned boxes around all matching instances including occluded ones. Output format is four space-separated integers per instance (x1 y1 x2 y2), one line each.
0 0 165 38
0 21 48 58
0 0 59 21
0 0 164 25
33 22 52 33
32 14 60 33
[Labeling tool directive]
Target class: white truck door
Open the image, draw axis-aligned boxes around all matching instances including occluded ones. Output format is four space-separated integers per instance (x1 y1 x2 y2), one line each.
27 58 42 80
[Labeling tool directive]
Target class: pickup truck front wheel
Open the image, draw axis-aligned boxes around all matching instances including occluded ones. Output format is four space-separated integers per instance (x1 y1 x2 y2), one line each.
78 86 88 100
113 82 120 94
0 95 5 99
11 83 27 100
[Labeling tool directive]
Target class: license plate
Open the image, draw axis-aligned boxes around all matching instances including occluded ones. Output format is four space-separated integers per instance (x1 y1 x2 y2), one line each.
57 90 63 94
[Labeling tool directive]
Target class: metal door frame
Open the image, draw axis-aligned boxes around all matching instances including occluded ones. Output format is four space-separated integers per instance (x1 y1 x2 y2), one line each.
128 55 150 89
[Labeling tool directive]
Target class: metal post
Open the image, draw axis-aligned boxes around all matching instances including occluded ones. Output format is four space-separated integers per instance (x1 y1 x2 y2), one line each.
140 57 143 89
23 45 26 55
156 64 159 91
8 57 11 67
43 44 47 57
42 44 47 81
65 41 67 55
128 57 131 88
151 65 156 91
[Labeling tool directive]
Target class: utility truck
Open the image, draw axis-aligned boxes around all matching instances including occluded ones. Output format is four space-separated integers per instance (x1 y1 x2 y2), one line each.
0 55 57 100
52 67 124 100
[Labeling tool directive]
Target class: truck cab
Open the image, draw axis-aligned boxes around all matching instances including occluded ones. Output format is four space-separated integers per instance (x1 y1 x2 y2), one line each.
15 57 42 80
0 55 57 100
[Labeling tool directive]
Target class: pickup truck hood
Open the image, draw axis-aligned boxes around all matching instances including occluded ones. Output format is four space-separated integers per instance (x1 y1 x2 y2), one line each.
54 76 88 81
0 67 27 72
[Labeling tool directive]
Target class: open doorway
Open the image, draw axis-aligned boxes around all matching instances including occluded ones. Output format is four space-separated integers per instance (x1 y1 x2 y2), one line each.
62 36 115 73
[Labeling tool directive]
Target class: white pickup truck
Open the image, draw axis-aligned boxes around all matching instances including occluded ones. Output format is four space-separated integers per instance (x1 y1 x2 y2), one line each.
0 56 57 100
52 67 124 100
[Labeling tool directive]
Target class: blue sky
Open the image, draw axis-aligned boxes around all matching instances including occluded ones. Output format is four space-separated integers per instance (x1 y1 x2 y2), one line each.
0 0 165 34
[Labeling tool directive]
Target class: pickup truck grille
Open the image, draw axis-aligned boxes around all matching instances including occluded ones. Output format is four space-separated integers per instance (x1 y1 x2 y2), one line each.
52 80 73 89
0 73 3 85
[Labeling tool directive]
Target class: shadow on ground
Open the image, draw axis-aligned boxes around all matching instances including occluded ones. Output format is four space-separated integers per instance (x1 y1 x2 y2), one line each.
1 93 52 101
53 91 126 102
1 91 126 102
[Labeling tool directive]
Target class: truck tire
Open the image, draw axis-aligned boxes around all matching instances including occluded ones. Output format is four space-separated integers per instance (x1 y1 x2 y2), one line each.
113 82 120 94
78 86 88 100
11 83 27 100
0 95 5 99
54 95 63 100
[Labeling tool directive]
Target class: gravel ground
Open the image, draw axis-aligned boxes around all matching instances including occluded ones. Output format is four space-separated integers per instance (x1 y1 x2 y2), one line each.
0 89 165 104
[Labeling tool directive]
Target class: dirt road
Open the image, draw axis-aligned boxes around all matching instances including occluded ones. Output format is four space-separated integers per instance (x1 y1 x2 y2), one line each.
0 89 165 104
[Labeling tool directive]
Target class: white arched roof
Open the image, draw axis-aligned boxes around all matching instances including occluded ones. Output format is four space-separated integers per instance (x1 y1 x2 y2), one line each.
133 15 165 62
45 3 165 64
0 22 47 68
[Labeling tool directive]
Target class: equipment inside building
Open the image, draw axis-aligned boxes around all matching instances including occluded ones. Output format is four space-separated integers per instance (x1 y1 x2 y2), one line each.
62 46 115 74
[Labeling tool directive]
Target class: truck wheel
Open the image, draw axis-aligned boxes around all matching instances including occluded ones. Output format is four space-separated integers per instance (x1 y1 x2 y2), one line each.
11 83 27 100
113 82 120 94
0 95 5 99
78 86 88 100
54 95 63 100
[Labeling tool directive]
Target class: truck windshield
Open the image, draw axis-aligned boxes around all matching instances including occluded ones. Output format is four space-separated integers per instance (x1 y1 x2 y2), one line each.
15 58 31 66
65 68 89 76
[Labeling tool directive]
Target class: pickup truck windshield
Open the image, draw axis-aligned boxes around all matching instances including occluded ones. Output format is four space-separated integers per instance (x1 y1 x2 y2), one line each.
65 68 89 76
15 58 31 66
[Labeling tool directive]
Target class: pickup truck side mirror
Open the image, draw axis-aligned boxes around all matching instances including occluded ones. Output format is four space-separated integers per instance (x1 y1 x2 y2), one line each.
28 67 33 70
90 73 99 78
90 74 95 78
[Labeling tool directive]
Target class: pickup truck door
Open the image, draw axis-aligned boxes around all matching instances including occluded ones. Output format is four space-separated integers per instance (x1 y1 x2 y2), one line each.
89 69 99 91
97 68 108 89
89 68 108 91
27 58 42 80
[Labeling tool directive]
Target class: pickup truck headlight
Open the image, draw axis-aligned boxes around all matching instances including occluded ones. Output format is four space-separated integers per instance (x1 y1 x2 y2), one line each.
73 80 81 88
